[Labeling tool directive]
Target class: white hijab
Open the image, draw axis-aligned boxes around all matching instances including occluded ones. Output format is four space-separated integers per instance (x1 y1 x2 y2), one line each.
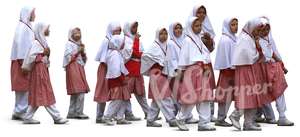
231 18 263 66
177 17 206 69
214 17 237 70
95 22 121 63
259 16 282 62
106 34 129 78
11 7 35 60
191 5 215 38
141 27 169 76
22 22 49 71
167 22 185 77
122 21 144 62
63 27 86 68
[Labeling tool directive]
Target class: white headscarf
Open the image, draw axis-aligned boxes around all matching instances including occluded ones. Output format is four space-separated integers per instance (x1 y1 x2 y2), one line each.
141 27 169 76
106 35 129 78
214 17 237 70
22 22 49 71
11 7 35 60
259 16 282 62
63 27 86 68
95 22 121 63
121 21 144 62
19 7 35 28
167 22 185 77
177 17 206 69
231 18 263 66
191 5 215 38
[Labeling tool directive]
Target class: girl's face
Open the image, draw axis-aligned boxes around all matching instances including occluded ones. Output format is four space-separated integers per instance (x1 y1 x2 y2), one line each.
260 24 270 37
113 27 122 35
130 22 138 35
252 25 263 38
192 19 202 34
159 29 168 43
44 26 50 37
173 24 183 38
230 19 238 34
72 28 81 41
196 7 206 21
30 9 36 22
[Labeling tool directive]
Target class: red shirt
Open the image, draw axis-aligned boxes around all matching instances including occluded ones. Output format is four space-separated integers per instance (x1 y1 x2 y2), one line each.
125 37 142 77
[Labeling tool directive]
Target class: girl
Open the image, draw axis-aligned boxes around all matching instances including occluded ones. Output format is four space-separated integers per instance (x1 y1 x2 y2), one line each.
168 22 198 124
94 22 122 123
21 22 68 124
10 7 35 120
191 5 217 121
63 27 90 119
122 21 150 121
141 27 184 129
176 17 215 131
102 34 132 125
255 17 294 126
229 18 274 131
214 17 238 127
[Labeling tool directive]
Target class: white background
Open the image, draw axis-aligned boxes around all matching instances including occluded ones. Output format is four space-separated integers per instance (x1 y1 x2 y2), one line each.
0 0 299 137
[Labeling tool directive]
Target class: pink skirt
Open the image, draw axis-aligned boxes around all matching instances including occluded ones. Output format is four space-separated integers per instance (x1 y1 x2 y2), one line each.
126 76 145 96
234 63 274 109
264 62 287 98
178 63 214 105
215 69 235 103
207 63 217 90
94 63 109 102
169 76 182 101
29 62 56 107
148 68 172 100
11 60 30 92
66 62 90 95
108 84 131 101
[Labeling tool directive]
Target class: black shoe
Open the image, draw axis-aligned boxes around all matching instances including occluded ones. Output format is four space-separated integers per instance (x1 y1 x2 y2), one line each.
23 119 40 124
117 119 132 125
169 120 178 127
243 125 262 131
76 114 89 119
11 114 23 121
255 117 265 123
96 117 105 124
125 114 141 121
198 125 216 131
147 121 162 127
277 119 294 126
215 120 232 127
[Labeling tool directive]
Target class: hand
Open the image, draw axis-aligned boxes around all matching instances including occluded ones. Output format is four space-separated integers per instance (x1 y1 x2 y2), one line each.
203 32 211 39
78 46 84 53
43 48 50 56
283 67 288 74
22 68 29 75
135 33 141 38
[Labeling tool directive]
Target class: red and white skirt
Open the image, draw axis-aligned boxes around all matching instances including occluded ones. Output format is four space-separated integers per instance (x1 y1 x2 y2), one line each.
148 68 172 100
66 62 90 95
94 63 109 102
11 60 30 92
215 69 235 103
178 62 214 105
28 62 56 107
234 62 274 109
126 76 145 96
